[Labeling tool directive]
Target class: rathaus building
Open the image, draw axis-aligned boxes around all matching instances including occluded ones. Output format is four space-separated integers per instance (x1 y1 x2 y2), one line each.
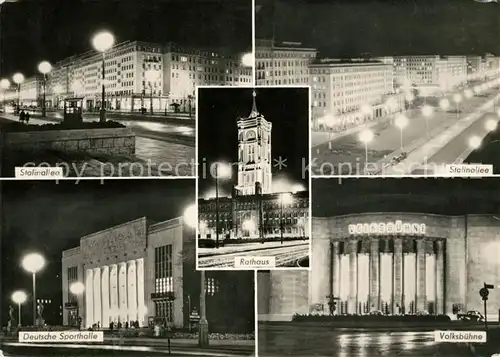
198 91 309 241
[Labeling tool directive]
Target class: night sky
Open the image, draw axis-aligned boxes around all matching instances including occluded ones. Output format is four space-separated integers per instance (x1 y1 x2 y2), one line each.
197 87 310 196
1 179 195 324
312 178 500 217
0 0 252 77
256 0 500 57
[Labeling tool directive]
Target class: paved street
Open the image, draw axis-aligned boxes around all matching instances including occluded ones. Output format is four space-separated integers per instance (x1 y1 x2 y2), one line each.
258 324 472 357
310 91 497 175
0 113 195 176
198 241 309 268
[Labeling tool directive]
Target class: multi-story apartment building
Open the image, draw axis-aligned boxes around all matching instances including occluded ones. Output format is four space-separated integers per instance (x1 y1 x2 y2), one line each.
255 39 317 86
13 41 252 113
309 59 399 129
16 75 46 107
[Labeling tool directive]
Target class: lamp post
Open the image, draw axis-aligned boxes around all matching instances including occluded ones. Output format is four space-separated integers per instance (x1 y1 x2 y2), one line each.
21 253 45 326
394 114 409 152
38 61 52 117
279 193 294 245
183 204 208 348
213 162 231 248
421 105 434 137
69 282 84 328
13 72 24 112
453 93 462 119
92 31 115 122
0 78 9 108
12 290 27 327
145 69 159 115
358 129 374 171
324 115 335 150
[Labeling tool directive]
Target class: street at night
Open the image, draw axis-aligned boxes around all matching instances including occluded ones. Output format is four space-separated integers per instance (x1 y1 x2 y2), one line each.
258 323 475 357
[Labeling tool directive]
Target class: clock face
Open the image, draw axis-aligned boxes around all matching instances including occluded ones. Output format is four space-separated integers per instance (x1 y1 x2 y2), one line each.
246 130 256 140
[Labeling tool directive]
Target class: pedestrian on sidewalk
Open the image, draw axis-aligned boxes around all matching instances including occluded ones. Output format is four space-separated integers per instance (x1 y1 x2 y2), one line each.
19 110 25 123
25 111 30 123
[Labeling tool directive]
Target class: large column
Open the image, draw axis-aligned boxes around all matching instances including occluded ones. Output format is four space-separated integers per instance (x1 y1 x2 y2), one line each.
310 237 331 312
436 240 445 314
85 269 94 328
369 239 380 311
118 262 128 323
127 260 138 323
348 240 358 314
416 240 427 312
136 258 146 326
109 264 118 324
101 266 110 328
93 268 102 327
393 238 403 314
331 242 340 299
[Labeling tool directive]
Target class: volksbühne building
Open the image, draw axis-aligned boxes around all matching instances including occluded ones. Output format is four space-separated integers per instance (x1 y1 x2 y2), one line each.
198 91 310 241
61 216 254 330
259 213 500 321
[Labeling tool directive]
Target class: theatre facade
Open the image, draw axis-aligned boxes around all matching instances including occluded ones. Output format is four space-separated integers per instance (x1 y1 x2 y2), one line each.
258 212 500 321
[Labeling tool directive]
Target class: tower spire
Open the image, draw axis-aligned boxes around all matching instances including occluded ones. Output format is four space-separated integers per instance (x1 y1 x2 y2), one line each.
249 89 259 117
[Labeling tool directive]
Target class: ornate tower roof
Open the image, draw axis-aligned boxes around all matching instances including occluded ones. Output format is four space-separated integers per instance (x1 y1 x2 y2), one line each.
248 90 260 118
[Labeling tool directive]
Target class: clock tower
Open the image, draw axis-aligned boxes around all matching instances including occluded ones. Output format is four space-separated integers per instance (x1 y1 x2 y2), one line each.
235 90 272 196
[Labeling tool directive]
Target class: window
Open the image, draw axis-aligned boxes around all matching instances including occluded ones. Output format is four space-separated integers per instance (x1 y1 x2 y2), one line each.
155 245 173 293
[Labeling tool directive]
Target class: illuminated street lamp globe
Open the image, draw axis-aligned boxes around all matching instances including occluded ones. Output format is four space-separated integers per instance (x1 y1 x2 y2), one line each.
468 136 482 150
241 52 254 67
421 105 434 117
439 98 450 111
92 31 115 52
473 86 480 94
452 93 462 104
358 128 374 144
21 253 45 274
12 290 27 305
12 73 24 85
464 90 473 99
0 78 10 90
360 104 372 116
69 282 85 296
485 119 498 132
280 192 294 205
37 61 52 75
242 219 256 232
394 114 409 129
0 0 5 4
214 162 232 179
183 204 197 229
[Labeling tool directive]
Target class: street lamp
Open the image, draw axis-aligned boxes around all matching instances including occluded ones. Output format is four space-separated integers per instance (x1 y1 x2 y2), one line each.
394 114 409 152
468 136 482 150
485 118 498 132
145 69 159 115
241 52 254 67
183 206 208 348
439 98 450 111
453 93 462 119
464 89 473 99
21 253 45 326
38 61 52 117
69 282 84 328
324 115 336 150
279 193 294 245
213 162 232 248
0 78 9 108
12 290 27 327
92 30 115 122
358 128 374 170
421 105 434 137
12 72 24 111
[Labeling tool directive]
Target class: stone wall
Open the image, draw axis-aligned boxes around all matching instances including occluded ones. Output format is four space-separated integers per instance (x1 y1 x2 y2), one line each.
3 127 135 156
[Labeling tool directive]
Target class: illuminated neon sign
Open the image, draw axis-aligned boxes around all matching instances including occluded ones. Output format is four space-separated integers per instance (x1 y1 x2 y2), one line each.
348 220 426 235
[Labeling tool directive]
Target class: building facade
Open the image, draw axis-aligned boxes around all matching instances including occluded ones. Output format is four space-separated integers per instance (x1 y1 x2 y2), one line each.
255 39 317 86
310 59 399 128
10 41 252 113
62 216 197 328
259 212 500 321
